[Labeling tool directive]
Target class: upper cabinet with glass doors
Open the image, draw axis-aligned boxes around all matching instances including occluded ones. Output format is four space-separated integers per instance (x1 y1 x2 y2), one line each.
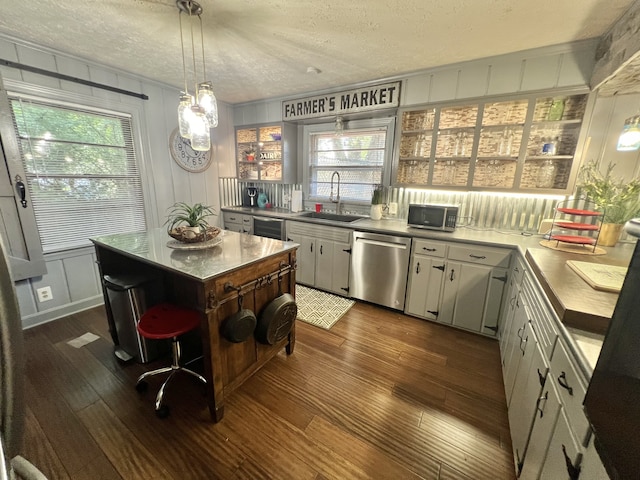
235 122 297 183
393 92 589 193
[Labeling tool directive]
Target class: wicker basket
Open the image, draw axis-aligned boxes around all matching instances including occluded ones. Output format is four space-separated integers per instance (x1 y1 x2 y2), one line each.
168 226 221 244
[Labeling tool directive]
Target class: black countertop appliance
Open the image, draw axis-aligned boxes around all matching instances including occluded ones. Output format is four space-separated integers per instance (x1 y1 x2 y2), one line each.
583 218 640 480
242 186 258 207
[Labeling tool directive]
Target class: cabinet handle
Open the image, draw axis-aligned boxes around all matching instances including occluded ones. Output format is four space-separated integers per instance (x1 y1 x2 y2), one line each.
562 444 581 480
450 269 455 281
514 266 520 273
510 296 516 307
434 264 445 272
422 247 436 252
310 243 313 253
229 216 236 221
469 254 486 260
320 245 323 255
519 336 528 355
557 371 574 396
416 262 421 274
536 391 548 418
516 325 524 340
537 368 546 387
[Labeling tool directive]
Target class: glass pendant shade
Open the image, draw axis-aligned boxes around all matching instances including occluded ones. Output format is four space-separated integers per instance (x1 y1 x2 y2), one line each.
178 93 195 138
189 105 211 151
198 81 218 128
617 116 640 152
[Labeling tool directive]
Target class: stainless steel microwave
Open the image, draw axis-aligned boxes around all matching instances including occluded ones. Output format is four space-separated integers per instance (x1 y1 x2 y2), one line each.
407 204 458 232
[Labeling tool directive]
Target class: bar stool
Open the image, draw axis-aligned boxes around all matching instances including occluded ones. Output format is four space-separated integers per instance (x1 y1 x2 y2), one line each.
135 303 207 418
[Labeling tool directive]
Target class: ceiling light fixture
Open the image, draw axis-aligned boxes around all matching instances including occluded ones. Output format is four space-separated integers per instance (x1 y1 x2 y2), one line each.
176 0 218 152
617 115 640 151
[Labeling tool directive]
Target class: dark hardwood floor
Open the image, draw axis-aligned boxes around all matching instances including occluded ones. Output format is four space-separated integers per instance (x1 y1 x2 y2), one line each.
21 300 516 479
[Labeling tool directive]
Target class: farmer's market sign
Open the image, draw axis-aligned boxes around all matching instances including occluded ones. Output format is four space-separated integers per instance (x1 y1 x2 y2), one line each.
282 81 400 121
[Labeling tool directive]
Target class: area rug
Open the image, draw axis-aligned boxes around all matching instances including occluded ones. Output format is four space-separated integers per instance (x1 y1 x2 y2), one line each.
295 285 355 330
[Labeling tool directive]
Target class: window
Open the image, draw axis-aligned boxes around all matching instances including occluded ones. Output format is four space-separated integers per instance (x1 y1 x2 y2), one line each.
307 118 393 202
9 97 146 252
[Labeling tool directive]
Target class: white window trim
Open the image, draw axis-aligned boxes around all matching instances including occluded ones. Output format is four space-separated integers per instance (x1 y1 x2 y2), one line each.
302 116 396 205
3 79 153 254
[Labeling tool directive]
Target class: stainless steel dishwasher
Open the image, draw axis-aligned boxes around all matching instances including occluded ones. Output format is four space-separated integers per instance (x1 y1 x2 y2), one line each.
350 231 411 310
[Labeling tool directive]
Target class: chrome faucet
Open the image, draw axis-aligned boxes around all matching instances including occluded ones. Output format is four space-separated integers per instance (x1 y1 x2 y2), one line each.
330 171 342 214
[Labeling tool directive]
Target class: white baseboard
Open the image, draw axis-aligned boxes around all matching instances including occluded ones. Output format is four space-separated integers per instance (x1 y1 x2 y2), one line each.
21 296 104 330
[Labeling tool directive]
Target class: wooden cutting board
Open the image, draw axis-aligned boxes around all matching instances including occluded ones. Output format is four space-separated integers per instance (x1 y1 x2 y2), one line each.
566 260 627 293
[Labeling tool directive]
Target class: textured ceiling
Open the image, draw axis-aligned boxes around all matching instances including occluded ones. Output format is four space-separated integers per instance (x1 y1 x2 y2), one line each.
0 0 635 104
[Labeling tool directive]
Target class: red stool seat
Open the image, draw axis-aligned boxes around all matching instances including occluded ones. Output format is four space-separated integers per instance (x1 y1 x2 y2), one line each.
137 303 200 339
134 302 206 418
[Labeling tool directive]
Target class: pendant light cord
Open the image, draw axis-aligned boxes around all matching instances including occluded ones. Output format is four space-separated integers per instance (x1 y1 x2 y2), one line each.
199 15 207 81
188 2 199 102
179 8 188 94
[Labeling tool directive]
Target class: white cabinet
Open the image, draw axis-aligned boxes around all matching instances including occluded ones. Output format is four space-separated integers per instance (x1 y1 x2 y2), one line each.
405 240 511 336
222 212 252 234
439 244 511 336
315 238 351 295
394 92 590 193
579 435 610 480
500 264 604 479
286 221 352 296
538 408 583 480
508 328 548 471
518 379 563 479
405 239 448 321
235 123 297 183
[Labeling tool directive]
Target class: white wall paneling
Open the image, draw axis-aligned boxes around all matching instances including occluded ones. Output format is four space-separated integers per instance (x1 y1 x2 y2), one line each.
0 33 228 326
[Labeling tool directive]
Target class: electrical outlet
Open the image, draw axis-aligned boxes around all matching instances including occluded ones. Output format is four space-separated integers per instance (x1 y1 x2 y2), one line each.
36 286 53 302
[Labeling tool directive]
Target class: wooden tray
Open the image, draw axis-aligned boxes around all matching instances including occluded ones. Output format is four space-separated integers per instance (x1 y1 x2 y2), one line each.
566 260 627 293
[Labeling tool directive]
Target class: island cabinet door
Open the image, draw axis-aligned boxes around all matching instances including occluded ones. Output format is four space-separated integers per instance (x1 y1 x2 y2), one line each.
202 250 297 418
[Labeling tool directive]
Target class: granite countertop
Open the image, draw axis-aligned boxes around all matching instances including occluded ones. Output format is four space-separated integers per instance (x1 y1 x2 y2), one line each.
91 228 297 282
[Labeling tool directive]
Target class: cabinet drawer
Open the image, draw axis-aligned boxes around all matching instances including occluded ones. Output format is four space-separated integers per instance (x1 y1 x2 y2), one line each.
223 212 243 225
448 244 512 268
412 239 447 258
522 275 558 359
549 338 590 444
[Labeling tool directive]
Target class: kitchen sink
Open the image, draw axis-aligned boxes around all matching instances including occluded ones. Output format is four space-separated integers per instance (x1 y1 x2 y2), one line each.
300 212 364 223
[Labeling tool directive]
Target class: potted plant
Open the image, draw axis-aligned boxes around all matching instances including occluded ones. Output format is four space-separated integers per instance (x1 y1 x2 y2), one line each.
165 202 216 240
577 160 640 246
370 185 385 220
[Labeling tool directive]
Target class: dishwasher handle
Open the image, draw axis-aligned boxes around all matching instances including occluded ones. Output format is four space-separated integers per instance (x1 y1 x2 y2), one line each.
354 237 408 250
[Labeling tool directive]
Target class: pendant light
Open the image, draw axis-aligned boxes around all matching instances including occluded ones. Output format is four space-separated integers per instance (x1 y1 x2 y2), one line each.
176 0 217 151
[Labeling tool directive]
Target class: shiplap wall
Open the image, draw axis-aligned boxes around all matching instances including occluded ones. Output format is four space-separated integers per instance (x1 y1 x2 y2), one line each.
3 33 638 328
0 34 233 328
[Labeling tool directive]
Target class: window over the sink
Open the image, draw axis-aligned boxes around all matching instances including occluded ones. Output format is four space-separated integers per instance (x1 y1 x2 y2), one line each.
304 117 394 203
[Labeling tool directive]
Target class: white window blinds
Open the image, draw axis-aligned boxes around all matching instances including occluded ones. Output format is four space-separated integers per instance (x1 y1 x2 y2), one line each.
309 127 386 202
9 98 146 252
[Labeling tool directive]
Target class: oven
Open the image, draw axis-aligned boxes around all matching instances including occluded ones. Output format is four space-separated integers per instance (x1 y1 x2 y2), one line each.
253 216 286 240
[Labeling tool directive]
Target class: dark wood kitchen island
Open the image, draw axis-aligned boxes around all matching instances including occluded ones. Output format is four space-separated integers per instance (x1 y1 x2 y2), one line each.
91 228 298 422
